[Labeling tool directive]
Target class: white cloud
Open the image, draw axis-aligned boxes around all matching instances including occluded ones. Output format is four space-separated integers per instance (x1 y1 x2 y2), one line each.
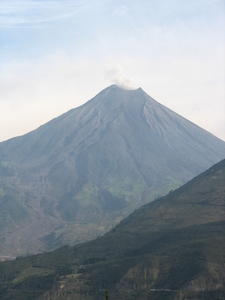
113 5 128 17
0 0 100 28
0 54 108 141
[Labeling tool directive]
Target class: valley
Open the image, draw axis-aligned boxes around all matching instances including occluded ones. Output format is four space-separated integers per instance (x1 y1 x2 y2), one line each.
0 159 224 299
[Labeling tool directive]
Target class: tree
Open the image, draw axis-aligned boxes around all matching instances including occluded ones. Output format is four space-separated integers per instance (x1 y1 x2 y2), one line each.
106 290 109 300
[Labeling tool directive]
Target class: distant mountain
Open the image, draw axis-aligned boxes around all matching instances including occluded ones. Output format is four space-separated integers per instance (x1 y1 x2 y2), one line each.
0 85 224 257
0 159 224 300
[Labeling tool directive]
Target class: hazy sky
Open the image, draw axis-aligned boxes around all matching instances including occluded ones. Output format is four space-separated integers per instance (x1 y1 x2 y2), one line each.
0 0 225 142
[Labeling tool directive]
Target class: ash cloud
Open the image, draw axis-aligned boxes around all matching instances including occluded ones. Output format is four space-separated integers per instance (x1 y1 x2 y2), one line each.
104 65 137 90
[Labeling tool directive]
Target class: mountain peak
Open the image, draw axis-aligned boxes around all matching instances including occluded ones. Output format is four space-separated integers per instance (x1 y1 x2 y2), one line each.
109 83 141 91
0 85 224 257
90 84 151 110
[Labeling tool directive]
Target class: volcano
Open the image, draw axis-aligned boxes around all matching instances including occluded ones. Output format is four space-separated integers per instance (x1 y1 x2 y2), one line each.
0 85 224 257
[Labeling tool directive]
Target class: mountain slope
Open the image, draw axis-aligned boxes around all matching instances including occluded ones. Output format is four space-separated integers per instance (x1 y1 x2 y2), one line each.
0 85 224 257
0 159 224 300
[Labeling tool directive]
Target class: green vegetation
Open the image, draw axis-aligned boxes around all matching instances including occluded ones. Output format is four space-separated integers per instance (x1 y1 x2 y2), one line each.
0 193 28 229
0 159 224 299
74 178 146 207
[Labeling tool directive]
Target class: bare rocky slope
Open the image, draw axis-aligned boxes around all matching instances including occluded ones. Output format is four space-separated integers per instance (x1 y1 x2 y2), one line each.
0 85 224 257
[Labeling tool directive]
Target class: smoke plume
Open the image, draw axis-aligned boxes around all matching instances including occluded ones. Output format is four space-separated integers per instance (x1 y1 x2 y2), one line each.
104 65 137 90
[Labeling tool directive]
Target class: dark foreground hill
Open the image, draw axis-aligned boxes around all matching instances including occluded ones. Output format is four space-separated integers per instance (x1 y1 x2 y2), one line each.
0 85 224 258
0 159 224 300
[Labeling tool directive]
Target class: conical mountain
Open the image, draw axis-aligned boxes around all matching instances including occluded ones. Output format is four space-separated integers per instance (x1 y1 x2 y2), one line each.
0 85 224 258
